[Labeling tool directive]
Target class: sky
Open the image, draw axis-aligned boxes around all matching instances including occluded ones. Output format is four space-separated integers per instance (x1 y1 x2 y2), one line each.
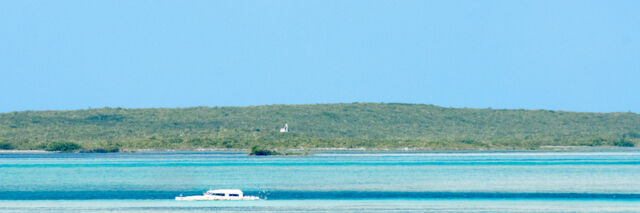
1 0 639 113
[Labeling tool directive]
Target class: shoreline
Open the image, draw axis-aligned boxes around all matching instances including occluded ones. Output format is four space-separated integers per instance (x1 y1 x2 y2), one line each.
1 146 638 154
0 150 50 153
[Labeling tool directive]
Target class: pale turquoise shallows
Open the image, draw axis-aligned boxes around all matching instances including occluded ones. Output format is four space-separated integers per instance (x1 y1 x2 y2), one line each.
0 152 639 212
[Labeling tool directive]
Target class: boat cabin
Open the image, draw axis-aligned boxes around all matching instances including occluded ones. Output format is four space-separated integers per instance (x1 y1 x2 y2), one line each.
205 189 244 198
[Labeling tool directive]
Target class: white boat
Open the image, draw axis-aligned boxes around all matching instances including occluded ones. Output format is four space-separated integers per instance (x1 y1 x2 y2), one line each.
175 189 260 201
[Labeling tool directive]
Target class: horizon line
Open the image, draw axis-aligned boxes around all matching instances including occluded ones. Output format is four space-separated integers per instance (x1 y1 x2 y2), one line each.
1 102 637 115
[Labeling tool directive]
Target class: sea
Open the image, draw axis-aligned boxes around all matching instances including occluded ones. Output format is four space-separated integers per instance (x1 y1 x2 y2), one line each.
0 151 639 212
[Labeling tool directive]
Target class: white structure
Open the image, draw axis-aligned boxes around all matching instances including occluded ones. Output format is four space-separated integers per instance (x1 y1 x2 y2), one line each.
175 189 260 201
279 123 289 133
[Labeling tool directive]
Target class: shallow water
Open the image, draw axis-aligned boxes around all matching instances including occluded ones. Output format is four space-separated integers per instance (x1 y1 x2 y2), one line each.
1 152 639 212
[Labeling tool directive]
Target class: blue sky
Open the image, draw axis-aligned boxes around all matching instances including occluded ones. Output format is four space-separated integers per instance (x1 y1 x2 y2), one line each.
1 0 639 113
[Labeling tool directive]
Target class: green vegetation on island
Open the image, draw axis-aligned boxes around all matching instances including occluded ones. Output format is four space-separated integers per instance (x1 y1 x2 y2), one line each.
43 141 82 152
248 146 311 156
249 146 280 156
0 103 638 151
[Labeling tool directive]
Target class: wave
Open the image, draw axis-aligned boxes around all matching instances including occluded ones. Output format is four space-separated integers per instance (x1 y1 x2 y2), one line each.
1 190 639 200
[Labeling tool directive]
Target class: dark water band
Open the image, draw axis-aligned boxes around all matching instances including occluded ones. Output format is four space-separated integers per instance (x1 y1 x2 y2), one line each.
1 191 639 200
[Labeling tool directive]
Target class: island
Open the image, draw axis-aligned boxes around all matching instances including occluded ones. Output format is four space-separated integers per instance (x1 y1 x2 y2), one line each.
0 103 637 152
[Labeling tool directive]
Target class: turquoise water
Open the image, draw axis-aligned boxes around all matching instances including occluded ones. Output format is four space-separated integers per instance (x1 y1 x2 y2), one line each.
1 152 639 212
